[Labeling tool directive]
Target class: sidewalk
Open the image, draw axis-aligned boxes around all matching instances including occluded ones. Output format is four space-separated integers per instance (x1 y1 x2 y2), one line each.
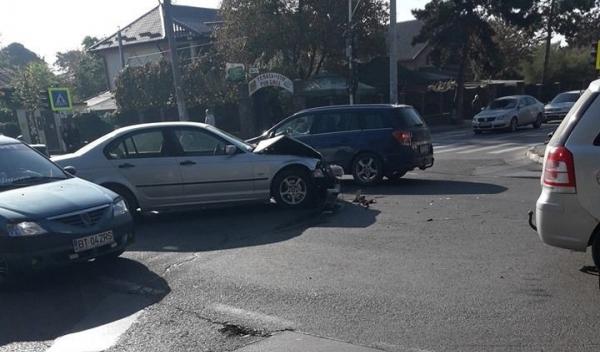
527 144 546 164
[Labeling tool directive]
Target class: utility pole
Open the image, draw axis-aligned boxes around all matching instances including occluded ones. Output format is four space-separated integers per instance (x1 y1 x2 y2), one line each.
163 0 189 121
541 0 555 90
389 0 398 104
117 28 125 69
347 0 355 105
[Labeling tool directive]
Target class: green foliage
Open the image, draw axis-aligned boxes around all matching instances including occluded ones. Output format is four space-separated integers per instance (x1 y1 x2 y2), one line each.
114 60 174 112
0 42 43 68
72 112 113 143
11 62 57 112
181 54 238 108
521 44 596 85
487 19 541 79
218 0 388 79
55 36 107 100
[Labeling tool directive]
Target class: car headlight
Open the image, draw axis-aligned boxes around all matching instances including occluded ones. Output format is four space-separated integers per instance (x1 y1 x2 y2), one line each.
113 199 129 217
6 222 47 237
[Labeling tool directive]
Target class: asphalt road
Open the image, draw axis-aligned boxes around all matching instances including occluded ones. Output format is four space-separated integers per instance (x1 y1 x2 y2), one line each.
3 123 600 352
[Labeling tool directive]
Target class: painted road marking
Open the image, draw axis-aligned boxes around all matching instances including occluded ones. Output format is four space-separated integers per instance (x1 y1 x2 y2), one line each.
458 143 516 154
489 145 528 154
435 145 474 154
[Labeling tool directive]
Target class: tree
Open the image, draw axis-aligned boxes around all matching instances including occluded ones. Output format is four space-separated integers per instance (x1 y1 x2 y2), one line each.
413 0 537 122
12 62 56 112
486 19 541 79
521 44 596 88
181 52 238 108
55 36 107 100
536 0 595 85
0 42 43 68
217 0 387 80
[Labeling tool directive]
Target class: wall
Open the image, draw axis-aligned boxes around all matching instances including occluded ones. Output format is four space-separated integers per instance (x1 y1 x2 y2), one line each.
100 42 168 90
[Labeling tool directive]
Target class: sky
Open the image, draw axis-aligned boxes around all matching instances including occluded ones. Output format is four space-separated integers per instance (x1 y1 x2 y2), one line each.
0 0 423 66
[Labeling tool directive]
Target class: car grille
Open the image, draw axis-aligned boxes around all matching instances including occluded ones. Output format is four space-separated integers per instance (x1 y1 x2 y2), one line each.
50 205 110 228
478 117 496 122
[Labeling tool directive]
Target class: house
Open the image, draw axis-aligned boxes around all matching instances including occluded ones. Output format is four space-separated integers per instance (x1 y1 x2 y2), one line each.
90 4 221 90
395 20 432 71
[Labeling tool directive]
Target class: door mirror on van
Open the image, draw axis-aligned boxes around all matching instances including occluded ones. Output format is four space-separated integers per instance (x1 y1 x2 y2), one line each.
64 166 77 175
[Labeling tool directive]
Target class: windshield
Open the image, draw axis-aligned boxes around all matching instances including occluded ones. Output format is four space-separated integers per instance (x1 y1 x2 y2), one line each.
0 143 67 190
551 92 580 104
488 99 517 110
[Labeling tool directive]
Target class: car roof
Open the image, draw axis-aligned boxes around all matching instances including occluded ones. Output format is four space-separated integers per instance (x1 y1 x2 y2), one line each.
494 95 529 100
0 135 19 145
590 79 600 93
113 121 209 134
297 104 413 115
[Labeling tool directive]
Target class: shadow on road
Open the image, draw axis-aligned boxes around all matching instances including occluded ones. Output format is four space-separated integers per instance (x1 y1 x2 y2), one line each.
131 200 379 253
0 258 170 346
342 178 507 196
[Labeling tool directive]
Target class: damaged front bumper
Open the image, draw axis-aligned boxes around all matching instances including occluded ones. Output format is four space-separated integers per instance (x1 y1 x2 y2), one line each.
313 164 343 207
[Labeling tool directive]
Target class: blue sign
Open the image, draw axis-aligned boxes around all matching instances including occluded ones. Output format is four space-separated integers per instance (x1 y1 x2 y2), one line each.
48 88 72 111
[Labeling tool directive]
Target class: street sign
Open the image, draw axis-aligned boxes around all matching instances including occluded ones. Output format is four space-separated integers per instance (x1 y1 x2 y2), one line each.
48 88 73 112
225 63 245 82
248 73 294 96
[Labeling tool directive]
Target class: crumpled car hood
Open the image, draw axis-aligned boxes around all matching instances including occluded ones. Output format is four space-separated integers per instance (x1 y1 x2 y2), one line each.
253 135 322 159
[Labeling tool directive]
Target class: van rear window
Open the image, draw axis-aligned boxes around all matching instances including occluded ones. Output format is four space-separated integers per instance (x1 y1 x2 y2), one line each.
393 108 426 128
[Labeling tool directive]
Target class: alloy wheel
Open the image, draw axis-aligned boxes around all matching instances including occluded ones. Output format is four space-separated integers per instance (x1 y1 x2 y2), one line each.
355 156 379 183
279 176 308 206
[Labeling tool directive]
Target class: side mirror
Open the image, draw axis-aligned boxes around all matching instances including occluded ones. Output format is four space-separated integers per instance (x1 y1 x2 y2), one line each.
64 166 77 175
225 145 237 155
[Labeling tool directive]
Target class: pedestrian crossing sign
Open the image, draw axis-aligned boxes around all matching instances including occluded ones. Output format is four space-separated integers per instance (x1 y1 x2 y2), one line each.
48 88 73 112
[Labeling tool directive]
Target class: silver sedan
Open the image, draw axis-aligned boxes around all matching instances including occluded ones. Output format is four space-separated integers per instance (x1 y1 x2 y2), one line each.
472 95 545 133
52 122 341 213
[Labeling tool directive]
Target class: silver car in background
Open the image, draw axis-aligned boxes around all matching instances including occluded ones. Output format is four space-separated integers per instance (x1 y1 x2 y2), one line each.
544 90 582 121
52 122 341 213
472 95 545 133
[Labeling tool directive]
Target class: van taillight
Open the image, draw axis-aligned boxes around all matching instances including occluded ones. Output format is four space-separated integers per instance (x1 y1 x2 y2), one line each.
392 131 412 146
543 146 576 192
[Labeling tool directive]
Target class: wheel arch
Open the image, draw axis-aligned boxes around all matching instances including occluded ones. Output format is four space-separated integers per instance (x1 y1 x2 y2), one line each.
100 182 139 210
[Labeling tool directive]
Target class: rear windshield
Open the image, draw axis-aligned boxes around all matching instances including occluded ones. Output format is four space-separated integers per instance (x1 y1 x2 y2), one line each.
551 92 580 104
549 89 597 147
392 108 426 128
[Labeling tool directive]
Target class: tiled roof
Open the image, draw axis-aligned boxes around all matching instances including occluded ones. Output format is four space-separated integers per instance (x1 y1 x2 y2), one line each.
395 20 428 62
90 5 220 51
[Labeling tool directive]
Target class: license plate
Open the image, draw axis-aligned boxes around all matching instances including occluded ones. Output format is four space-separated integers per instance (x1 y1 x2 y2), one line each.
73 231 114 253
479 123 491 128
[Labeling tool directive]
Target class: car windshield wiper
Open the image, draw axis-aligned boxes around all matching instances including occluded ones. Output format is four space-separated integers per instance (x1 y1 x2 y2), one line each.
10 176 67 185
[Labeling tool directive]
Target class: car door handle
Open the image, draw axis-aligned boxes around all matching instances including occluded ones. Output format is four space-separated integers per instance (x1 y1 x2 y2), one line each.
180 160 196 166
118 163 135 169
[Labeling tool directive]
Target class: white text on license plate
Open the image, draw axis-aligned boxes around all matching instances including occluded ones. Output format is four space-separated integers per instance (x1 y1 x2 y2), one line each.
73 231 114 253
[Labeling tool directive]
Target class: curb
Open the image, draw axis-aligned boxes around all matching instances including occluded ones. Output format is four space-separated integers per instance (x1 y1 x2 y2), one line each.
527 145 545 164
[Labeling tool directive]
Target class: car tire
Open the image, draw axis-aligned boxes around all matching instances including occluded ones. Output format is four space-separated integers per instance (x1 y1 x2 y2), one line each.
272 167 315 209
509 117 518 132
592 234 600 270
533 114 543 129
103 184 141 220
352 153 384 186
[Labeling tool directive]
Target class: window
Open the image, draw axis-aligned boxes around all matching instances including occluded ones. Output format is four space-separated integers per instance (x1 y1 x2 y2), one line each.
175 129 227 156
275 115 314 137
526 97 537 105
519 98 529 107
393 108 425 128
361 111 390 130
310 112 361 135
107 130 166 159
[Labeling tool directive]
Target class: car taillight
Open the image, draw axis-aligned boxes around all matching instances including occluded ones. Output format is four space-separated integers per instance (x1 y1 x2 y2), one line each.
543 146 576 193
392 130 412 146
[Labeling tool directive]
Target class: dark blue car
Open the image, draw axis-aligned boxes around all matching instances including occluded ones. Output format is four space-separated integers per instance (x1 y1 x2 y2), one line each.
250 105 434 185
0 136 135 283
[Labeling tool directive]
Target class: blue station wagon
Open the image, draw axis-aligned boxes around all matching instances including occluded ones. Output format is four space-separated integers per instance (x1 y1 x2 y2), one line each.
250 105 434 185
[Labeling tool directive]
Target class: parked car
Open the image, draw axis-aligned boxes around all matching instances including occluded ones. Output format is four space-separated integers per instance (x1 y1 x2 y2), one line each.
0 136 134 283
530 80 600 268
248 104 434 186
52 122 342 213
472 95 545 133
544 90 582 121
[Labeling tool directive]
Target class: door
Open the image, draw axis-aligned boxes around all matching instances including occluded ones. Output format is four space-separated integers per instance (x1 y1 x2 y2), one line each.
105 128 183 207
306 111 362 166
170 127 260 204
